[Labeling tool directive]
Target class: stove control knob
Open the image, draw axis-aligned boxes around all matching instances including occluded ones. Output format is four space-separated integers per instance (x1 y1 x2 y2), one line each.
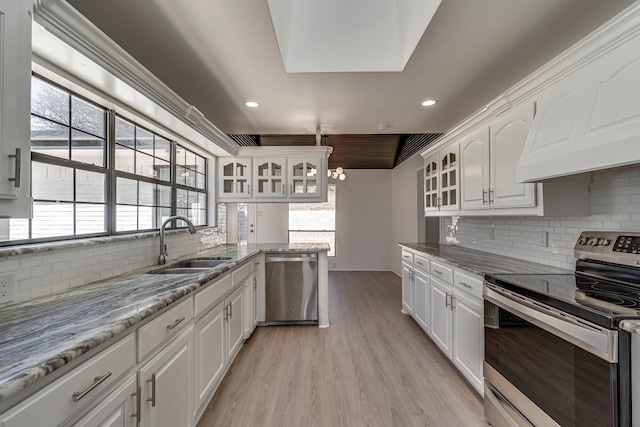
589 237 599 246
578 237 588 245
600 239 611 246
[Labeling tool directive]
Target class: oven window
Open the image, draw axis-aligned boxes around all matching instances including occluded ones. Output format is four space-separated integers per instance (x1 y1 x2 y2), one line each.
485 304 613 426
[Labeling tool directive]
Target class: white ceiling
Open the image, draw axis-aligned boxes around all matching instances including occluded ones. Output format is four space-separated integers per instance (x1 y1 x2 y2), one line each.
67 0 635 137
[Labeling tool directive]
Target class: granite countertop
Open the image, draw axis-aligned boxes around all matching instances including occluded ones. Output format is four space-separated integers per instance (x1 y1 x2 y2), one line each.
398 243 572 276
0 243 329 406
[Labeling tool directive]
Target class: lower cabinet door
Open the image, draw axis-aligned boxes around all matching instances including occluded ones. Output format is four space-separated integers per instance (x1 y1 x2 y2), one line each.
413 270 429 333
401 263 414 315
452 291 484 394
139 327 194 427
72 375 138 427
194 302 226 413
430 278 453 359
226 287 244 361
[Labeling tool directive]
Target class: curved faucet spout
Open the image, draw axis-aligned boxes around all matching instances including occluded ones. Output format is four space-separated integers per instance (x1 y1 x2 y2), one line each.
158 215 197 265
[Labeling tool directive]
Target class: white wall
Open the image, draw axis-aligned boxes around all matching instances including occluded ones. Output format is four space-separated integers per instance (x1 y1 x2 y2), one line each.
442 164 640 270
391 154 424 275
252 203 289 243
333 170 393 271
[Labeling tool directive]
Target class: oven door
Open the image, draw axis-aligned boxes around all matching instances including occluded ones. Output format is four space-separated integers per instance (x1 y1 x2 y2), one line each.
483 283 624 427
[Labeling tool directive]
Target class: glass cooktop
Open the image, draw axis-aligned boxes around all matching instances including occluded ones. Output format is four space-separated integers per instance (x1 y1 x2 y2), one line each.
485 272 640 328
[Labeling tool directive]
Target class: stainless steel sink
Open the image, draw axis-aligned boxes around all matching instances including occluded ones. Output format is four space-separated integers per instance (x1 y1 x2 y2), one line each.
147 257 232 274
151 267 211 275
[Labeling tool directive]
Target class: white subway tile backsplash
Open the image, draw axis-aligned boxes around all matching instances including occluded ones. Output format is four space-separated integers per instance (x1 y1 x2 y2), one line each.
443 164 640 271
0 226 226 305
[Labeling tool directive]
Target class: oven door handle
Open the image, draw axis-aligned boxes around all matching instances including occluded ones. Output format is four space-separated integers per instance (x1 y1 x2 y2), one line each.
484 284 618 362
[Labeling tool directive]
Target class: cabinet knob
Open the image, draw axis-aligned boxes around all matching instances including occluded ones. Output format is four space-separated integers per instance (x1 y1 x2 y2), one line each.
8 148 21 188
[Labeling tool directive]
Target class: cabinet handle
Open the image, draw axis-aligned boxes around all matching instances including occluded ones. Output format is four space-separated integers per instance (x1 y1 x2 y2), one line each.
147 374 157 407
224 304 228 322
166 317 186 330
72 372 112 402
253 277 257 290
8 148 21 188
228 301 233 318
482 189 488 205
416 261 423 266
489 188 494 204
131 386 142 423
451 295 456 311
433 269 443 275
445 292 450 308
247 184 251 194
458 281 472 289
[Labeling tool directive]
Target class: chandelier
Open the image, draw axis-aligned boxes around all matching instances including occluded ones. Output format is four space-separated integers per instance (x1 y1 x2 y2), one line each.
328 167 346 181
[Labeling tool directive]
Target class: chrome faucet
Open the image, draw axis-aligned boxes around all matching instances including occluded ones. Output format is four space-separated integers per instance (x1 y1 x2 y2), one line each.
158 215 197 265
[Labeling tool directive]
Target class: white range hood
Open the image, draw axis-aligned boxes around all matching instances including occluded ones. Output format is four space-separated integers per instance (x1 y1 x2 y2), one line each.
516 3 640 183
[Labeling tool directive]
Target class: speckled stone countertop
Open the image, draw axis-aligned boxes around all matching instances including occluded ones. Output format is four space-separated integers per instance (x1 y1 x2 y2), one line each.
398 243 572 276
0 243 329 406
620 320 640 336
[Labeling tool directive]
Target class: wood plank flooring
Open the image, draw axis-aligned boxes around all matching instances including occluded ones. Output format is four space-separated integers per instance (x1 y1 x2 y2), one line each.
197 271 486 427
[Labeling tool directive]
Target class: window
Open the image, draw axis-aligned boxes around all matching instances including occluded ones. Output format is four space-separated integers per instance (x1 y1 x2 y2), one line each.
0 76 208 245
288 184 336 256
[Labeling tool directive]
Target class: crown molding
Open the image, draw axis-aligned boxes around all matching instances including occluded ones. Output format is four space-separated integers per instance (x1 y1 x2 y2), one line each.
32 0 238 158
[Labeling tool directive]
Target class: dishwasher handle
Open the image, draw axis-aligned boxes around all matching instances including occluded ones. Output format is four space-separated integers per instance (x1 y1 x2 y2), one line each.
266 253 317 263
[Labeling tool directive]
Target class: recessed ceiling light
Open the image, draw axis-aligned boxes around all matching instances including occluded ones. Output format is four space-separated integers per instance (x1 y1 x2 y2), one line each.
245 101 260 108
421 99 437 107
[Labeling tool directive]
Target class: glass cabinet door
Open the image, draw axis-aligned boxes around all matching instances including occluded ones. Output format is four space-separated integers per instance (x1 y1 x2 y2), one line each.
219 158 252 198
439 148 459 210
289 159 319 198
424 155 439 211
254 158 285 197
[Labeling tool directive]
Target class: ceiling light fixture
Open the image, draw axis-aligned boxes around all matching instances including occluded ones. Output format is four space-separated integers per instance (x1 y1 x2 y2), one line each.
244 101 260 108
421 99 437 107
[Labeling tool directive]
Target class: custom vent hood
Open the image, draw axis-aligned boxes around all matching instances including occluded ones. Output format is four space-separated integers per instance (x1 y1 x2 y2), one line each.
516 3 640 183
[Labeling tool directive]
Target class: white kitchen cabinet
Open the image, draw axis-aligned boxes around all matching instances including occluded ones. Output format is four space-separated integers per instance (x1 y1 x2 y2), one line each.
424 144 459 212
452 290 484 395
289 158 320 199
217 146 332 203
71 374 138 427
225 286 244 361
253 158 286 198
139 327 194 427
460 103 534 211
194 301 226 415
413 269 429 334
0 0 33 218
218 158 252 200
430 277 453 359
401 261 414 315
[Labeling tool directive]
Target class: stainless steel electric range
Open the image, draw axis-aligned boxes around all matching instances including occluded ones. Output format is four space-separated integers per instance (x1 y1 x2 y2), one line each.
483 231 640 427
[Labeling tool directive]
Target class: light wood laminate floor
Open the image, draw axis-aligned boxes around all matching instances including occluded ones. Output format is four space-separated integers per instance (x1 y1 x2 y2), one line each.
198 271 486 427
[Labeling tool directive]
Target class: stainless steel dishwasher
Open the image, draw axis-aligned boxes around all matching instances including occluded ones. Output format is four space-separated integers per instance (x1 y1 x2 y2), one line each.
265 253 318 325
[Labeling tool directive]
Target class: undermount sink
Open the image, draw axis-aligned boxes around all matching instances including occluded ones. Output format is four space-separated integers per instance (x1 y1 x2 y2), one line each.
148 257 233 274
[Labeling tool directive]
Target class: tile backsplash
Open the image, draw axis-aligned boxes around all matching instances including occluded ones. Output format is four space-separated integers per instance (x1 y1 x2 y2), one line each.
442 164 640 270
0 227 226 306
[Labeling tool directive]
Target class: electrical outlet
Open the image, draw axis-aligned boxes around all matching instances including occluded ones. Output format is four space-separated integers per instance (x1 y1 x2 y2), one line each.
539 231 548 247
0 274 14 304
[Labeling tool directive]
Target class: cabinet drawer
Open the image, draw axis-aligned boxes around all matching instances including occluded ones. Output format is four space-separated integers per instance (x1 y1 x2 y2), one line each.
430 261 453 285
401 250 414 264
232 261 252 286
453 270 483 300
413 255 430 273
138 297 193 361
194 274 231 317
0 334 135 427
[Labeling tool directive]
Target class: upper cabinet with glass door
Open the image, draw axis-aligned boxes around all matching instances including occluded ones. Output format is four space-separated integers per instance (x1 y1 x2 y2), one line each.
423 143 459 214
218 158 252 201
0 0 33 218
217 146 332 203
